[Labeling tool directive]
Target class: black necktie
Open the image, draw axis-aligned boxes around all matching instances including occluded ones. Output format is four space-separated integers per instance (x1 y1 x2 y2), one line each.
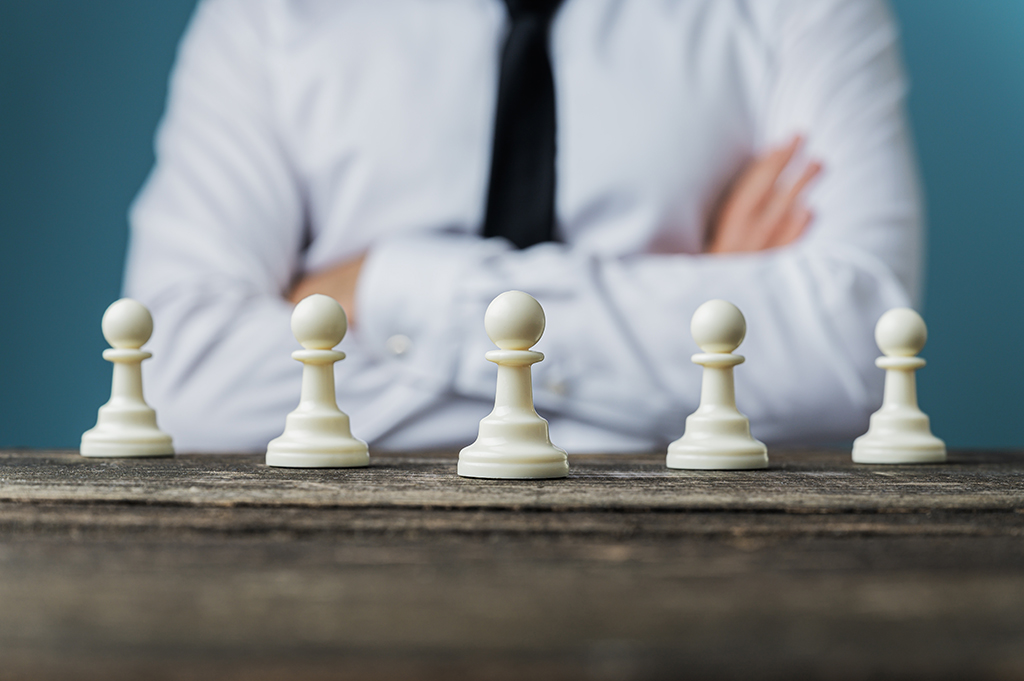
482 0 563 249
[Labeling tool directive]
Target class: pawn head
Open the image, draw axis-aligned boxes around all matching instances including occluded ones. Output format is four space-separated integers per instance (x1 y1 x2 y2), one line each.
102 298 154 349
691 299 746 353
292 294 348 349
875 307 927 357
484 290 545 350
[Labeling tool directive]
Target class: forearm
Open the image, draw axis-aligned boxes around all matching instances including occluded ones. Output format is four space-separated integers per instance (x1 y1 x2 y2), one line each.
356 231 911 444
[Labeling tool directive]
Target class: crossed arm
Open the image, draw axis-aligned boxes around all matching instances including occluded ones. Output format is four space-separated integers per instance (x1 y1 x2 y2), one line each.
291 137 823 325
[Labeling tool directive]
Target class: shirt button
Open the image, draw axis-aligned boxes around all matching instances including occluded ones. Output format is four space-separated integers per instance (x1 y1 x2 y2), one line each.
386 334 413 356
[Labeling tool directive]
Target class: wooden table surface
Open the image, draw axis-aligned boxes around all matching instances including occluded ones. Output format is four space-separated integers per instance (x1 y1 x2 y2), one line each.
1 448 1023 681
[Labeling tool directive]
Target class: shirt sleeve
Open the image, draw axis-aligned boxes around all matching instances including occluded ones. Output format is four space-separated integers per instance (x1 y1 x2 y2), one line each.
124 0 441 451
357 0 923 445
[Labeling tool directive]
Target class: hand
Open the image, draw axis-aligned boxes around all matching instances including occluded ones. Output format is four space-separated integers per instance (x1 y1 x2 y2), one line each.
707 136 822 254
287 252 367 326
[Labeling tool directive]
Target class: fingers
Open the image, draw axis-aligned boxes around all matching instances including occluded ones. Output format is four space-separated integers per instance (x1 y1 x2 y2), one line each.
786 159 823 203
286 253 367 325
772 205 814 249
706 136 821 254
757 159 822 247
731 135 802 217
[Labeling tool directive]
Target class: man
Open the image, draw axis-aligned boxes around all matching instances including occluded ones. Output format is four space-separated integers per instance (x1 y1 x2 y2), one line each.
125 0 921 452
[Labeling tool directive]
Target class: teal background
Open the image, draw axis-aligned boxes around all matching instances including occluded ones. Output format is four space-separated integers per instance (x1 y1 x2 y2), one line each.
0 1 1021 448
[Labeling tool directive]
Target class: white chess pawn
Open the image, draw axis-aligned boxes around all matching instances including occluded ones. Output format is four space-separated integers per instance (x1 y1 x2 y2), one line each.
852 308 946 464
458 291 568 479
666 299 768 470
266 294 369 468
80 298 174 458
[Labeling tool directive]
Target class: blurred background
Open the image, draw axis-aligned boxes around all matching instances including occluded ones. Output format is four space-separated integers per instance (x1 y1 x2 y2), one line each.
0 1 1021 449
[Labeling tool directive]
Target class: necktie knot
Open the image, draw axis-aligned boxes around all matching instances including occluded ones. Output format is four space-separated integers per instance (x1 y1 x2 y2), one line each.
503 0 561 21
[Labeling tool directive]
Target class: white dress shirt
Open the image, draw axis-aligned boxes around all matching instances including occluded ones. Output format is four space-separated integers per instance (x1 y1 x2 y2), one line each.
125 0 922 452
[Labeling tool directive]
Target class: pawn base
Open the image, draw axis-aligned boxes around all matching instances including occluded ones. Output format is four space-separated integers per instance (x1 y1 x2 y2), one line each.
852 407 946 465
457 458 569 480
666 448 768 470
266 452 369 468
81 400 174 458
852 436 946 465
666 411 768 470
266 437 369 469
80 429 174 459
458 442 568 480
266 407 368 468
459 409 568 479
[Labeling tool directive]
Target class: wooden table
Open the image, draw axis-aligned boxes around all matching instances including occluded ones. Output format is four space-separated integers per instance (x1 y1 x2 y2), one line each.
1 448 1023 680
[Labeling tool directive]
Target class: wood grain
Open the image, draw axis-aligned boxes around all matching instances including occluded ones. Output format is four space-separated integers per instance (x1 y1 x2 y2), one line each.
1 449 1023 681
2 449 1022 512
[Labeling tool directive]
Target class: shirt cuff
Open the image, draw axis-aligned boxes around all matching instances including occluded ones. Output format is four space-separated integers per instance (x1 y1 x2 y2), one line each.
357 231 511 389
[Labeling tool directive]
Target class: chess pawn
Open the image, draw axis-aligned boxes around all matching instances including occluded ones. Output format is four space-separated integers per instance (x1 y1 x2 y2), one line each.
666 299 768 470
80 299 174 458
266 294 369 468
852 308 946 464
458 291 568 479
